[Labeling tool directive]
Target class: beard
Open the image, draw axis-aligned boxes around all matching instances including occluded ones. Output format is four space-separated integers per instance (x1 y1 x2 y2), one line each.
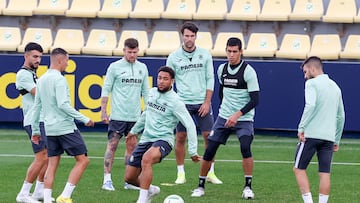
157 86 171 93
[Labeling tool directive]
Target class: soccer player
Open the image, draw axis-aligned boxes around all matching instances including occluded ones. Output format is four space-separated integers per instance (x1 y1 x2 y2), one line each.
124 66 200 203
15 42 47 203
30 48 94 203
294 56 345 203
191 37 259 199
166 21 221 184
100 38 149 191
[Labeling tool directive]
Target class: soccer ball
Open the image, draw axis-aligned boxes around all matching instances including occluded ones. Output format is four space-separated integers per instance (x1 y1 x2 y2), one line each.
163 194 185 203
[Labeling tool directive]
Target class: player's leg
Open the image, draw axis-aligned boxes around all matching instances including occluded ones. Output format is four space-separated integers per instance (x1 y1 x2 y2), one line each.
317 140 334 203
174 122 187 184
43 155 61 203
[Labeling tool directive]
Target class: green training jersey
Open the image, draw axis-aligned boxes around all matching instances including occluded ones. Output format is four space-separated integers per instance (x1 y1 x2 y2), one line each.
298 74 345 145
166 47 214 104
217 61 260 121
130 87 198 157
101 58 149 122
31 69 90 136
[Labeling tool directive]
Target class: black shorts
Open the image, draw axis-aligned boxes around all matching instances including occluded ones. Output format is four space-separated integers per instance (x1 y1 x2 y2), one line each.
176 104 214 133
25 122 47 153
294 138 334 173
47 130 87 157
107 120 135 139
127 140 172 168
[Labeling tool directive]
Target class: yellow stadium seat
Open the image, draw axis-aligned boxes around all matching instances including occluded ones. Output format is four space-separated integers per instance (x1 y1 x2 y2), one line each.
339 35 360 60
145 31 180 56
113 30 149 56
129 0 164 19
354 8 360 22
322 0 356 23
307 34 341 60
34 0 69 16
196 32 213 51
276 34 310 60
161 0 196 20
243 33 277 58
97 0 132 18
0 0 7 15
226 0 260 21
193 0 227 20
82 29 117 56
289 0 323 21
211 32 245 57
0 27 21 51
51 29 84 55
2 0 37 16
257 0 291 21
65 0 100 18
18 28 53 53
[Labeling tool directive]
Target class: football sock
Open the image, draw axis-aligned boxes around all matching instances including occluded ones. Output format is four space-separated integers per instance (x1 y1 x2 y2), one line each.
43 188 52 203
138 189 149 202
245 175 253 189
61 182 76 198
319 193 329 203
19 181 33 195
208 162 215 173
33 180 44 194
104 173 111 184
177 165 185 174
198 176 206 188
302 192 313 203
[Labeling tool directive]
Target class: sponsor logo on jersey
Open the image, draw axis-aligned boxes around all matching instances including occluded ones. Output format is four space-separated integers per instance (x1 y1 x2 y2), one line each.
121 78 143 84
180 63 203 71
148 101 166 112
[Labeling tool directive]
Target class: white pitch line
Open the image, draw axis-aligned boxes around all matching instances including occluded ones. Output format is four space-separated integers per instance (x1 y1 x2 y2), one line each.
1 154 359 166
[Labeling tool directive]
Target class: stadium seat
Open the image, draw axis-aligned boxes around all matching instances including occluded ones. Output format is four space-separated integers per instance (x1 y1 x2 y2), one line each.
243 33 277 58
51 29 84 54
355 8 360 23
0 0 6 15
322 0 356 23
34 0 69 16
289 0 323 21
129 0 164 19
193 0 227 20
145 31 180 56
82 29 116 56
276 34 310 60
97 0 132 18
226 0 260 21
339 35 360 60
257 0 291 21
65 0 100 18
211 32 245 57
0 27 21 51
307 34 341 60
196 31 213 51
161 0 196 20
17 28 53 53
113 30 149 56
2 0 37 16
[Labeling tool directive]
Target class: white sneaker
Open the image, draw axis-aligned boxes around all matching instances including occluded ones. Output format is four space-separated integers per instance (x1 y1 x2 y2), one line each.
242 186 255 199
148 185 160 199
174 172 186 184
102 180 115 191
124 182 140 190
206 172 223 184
16 194 41 203
191 187 205 197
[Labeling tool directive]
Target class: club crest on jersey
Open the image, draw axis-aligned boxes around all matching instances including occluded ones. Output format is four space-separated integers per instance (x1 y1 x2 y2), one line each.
199 54 203 60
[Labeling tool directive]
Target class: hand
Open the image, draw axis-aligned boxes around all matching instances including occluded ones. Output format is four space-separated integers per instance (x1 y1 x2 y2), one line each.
86 120 94 127
190 154 202 163
297 132 305 142
31 135 41 145
333 144 339 152
225 111 242 128
198 102 210 117
101 111 109 124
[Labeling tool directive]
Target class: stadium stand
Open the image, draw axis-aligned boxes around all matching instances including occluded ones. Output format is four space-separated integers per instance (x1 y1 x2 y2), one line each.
276 34 310 60
145 31 180 56
0 26 21 51
34 0 69 16
129 0 164 19
0 0 6 15
113 30 148 56
257 0 292 21
17 28 53 53
161 0 196 20
322 0 356 23
307 34 341 60
65 0 100 18
289 0 324 21
2 0 37 16
226 0 260 21
355 8 360 22
340 35 360 60
193 0 227 20
51 28 84 55
211 32 245 57
82 29 116 56
195 31 213 51
97 0 132 19
243 32 277 58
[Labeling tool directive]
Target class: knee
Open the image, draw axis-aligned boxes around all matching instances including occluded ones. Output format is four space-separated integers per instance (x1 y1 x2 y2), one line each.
176 133 187 144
